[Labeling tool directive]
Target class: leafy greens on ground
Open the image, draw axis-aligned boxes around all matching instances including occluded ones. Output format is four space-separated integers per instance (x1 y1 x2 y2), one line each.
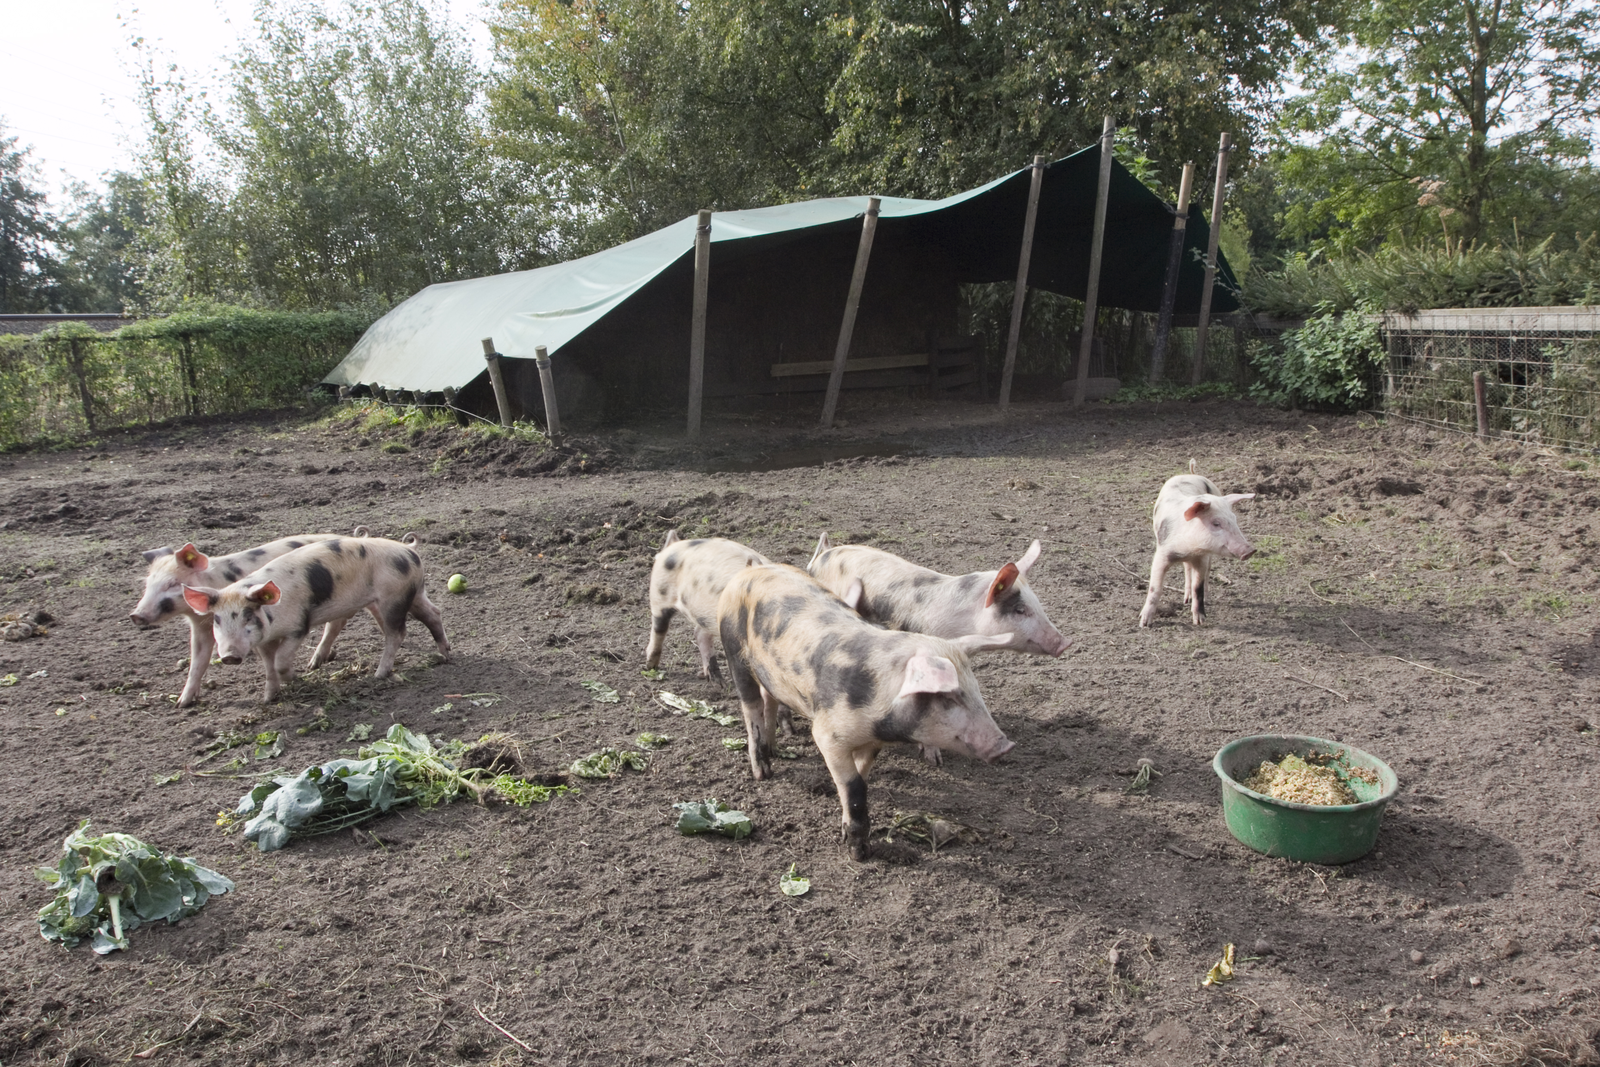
37 821 234 954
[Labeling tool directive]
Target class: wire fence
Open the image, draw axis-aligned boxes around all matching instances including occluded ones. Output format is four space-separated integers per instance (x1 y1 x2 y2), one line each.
1382 307 1600 451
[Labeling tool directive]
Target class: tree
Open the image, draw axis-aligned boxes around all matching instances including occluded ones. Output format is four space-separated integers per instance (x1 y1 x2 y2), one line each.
1275 0 1600 250
488 0 846 256
218 0 510 307
56 173 150 312
0 124 63 312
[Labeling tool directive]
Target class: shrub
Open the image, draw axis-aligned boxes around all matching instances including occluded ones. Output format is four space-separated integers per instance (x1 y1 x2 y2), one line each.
1251 305 1384 411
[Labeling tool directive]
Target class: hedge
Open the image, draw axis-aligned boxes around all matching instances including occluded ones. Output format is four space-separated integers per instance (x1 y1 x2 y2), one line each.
0 307 377 447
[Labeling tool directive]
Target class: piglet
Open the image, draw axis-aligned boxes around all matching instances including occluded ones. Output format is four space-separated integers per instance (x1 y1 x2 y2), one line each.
131 534 343 706
807 535 1070 657
183 536 450 701
1139 473 1255 627
645 530 770 681
717 564 1013 859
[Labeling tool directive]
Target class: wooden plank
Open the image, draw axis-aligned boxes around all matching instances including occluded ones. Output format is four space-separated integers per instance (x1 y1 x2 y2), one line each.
772 352 929 377
1382 307 1600 333
1073 118 1116 407
687 209 712 438
821 198 881 427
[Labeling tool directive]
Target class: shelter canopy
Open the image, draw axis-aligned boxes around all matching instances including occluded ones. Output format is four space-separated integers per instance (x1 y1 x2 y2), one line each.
325 144 1238 393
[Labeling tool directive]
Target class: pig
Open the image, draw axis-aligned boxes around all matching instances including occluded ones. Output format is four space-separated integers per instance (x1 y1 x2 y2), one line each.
182 536 451 701
1138 472 1255 627
131 534 345 706
717 563 1014 859
807 535 1070 657
645 531 771 681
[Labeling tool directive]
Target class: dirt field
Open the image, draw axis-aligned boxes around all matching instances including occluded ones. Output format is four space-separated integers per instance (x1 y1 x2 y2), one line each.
0 395 1597 1066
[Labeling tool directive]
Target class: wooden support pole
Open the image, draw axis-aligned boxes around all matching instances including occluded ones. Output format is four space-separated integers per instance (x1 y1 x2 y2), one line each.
1150 162 1195 382
535 344 561 440
1473 371 1489 438
687 209 711 439
1191 133 1233 386
998 155 1048 411
481 337 514 427
820 197 881 429
1073 117 1116 408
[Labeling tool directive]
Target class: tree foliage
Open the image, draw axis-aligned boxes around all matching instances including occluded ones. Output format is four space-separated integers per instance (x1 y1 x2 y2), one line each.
1273 0 1600 252
0 125 64 312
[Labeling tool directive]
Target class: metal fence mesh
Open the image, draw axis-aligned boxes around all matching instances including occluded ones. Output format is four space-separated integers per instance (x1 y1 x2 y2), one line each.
1383 309 1600 451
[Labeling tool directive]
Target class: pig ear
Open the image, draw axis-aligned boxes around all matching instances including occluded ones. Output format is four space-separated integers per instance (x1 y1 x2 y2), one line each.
1015 539 1042 576
951 633 1014 655
842 578 864 612
897 654 961 699
175 543 208 570
1183 498 1213 522
985 562 1021 607
808 531 832 571
181 585 217 615
662 529 680 548
246 581 282 606
1223 493 1255 506
141 547 174 563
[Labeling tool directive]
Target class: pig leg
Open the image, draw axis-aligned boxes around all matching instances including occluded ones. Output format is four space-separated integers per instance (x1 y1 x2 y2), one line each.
815 729 871 860
1139 551 1172 628
1189 555 1211 625
720 618 771 779
308 617 350 669
644 606 674 670
256 638 288 702
739 685 782 778
408 591 451 661
692 624 722 683
853 744 884 777
178 614 214 707
272 636 307 691
374 599 411 678
919 745 943 767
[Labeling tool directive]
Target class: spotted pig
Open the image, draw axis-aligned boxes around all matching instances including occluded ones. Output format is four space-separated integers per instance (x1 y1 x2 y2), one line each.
1139 472 1255 627
808 535 1070 657
182 537 450 701
717 564 1013 859
645 531 771 681
131 534 343 706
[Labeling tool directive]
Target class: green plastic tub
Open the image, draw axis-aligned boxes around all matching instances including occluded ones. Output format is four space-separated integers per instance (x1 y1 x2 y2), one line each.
1213 734 1399 864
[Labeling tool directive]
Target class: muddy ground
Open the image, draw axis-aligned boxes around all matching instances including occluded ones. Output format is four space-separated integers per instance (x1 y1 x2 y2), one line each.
0 394 1596 1066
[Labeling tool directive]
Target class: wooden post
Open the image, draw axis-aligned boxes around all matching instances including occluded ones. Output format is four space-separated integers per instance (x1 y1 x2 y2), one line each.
481 337 514 427
1473 371 1489 438
535 344 561 439
66 337 96 432
1191 133 1233 385
1073 117 1116 408
687 209 711 439
1149 162 1195 382
998 155 1048 411
820 197 881 429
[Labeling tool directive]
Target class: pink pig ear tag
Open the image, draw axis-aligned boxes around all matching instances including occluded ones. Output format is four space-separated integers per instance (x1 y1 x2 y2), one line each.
897 653 961 699
985 563 1020 607
246 581 282 606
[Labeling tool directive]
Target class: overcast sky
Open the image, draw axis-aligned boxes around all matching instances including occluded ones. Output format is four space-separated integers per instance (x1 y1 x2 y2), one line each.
0 0 493 209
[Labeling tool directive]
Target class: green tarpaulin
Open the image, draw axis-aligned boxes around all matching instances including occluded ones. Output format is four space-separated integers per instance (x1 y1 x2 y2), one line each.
325 143 1238 394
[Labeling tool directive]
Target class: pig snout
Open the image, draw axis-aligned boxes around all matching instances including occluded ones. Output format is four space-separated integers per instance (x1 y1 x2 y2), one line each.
220 654 243 665
974 734 1016 763
129 611 155 628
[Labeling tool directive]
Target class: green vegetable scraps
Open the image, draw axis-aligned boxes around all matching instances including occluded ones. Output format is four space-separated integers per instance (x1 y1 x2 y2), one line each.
874 810 977 853
581 680 621 704
635 732 672 749
673 799 753 840
153 771 182 786
570 747 648 778
640 668 666 681
1124 758 1160 795
0 673 17 687
347 724 373 741
657 690 739 727
233 724 567 851
489 775 577 807
253 731 284 761
721 737 747 750
36 820 234 954
779 863 811 897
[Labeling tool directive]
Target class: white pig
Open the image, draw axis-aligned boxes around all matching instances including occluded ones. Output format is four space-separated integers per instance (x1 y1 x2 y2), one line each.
718 563 1014 859
131 534 343 706
807 535 1070 657
644 530 771 681
1139 473 1255 627
182 536 450 701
